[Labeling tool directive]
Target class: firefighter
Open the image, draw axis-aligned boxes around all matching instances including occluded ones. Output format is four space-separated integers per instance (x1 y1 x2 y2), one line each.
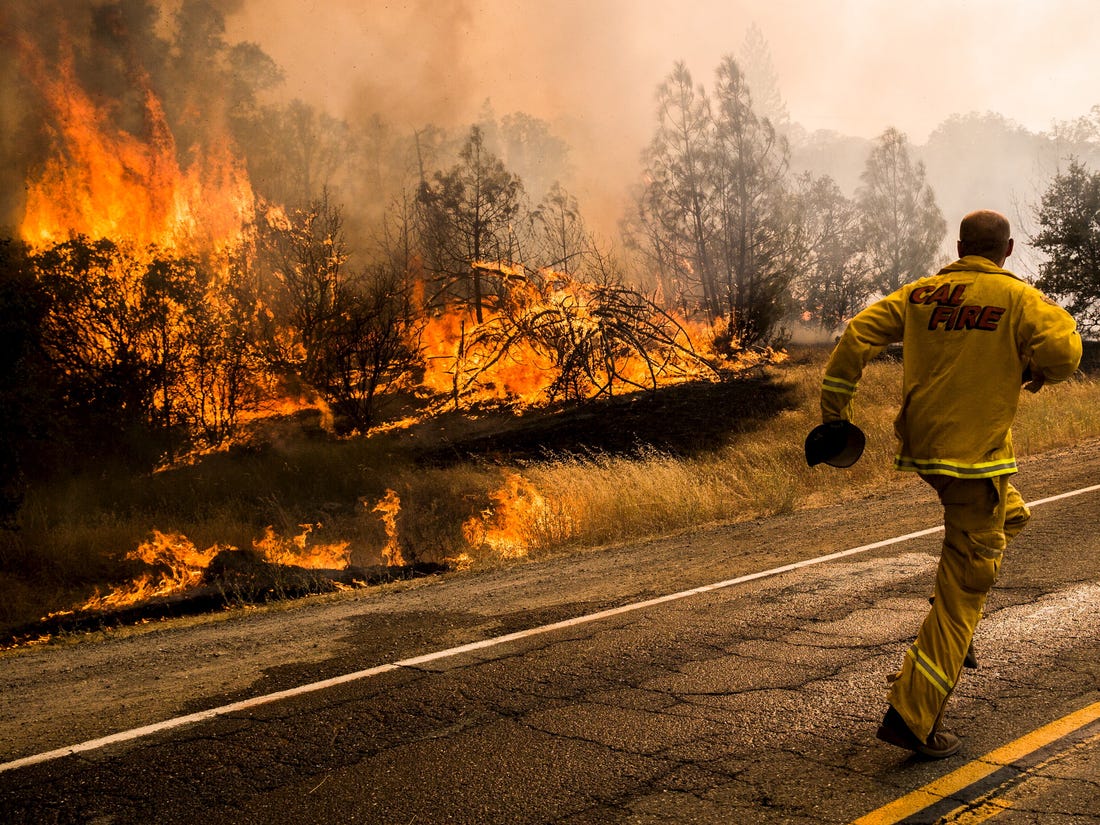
818 209 1082 758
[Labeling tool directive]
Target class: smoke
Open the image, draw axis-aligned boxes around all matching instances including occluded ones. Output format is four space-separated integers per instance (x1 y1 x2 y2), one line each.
217 0 1100 243
223 0 658 235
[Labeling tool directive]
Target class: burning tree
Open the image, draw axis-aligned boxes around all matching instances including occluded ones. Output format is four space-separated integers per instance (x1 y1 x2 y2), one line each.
22 236 267 462
29 238 190 461
254 194 421 432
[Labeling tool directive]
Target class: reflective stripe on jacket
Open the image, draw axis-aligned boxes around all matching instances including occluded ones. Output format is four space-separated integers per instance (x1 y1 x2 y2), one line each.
820 256 1082 478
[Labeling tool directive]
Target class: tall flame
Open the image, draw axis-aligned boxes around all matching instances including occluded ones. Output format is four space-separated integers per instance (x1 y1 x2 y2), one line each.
17 37 253 253
371 490 407 567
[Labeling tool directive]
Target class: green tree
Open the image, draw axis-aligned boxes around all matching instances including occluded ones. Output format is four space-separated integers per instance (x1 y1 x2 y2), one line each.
1032 158 1100 334
856 127 946 295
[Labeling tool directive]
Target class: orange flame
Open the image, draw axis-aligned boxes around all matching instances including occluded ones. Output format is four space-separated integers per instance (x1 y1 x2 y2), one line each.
371 490 407 567
252 523 351 570
78 530 223 612
463 472 553 559
17 37 253 253
414 264 764 411
72 524 350 613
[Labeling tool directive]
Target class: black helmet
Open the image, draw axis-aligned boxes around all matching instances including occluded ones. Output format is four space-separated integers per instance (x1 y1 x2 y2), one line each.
805 420 866 468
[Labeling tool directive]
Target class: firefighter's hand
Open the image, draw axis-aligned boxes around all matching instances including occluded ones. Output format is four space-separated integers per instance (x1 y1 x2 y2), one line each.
1022 366 1045 393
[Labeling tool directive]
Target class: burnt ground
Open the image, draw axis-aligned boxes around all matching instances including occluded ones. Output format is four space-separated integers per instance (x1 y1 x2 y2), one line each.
410 370 800 466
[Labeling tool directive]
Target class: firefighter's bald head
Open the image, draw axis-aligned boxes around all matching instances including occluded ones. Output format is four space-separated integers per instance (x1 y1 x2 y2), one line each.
958 210 1013 265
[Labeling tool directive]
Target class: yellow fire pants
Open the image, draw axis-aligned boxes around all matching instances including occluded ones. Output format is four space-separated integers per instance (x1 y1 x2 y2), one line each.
887 474 1031 743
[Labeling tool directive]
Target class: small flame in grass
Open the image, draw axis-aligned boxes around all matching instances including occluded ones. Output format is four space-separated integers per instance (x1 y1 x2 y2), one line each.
371 490 407 567
252 523 351 570
463 472 552 559
70 524 351 614
78 530 224 612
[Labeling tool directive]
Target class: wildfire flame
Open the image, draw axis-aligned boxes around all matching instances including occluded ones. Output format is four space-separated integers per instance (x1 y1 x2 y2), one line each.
77 530 224 612
72 524 350 614
252 523 351 570
17 36 253 254
12 24 786 626
463 472 556 559
371 490 407 567
414 263 763 412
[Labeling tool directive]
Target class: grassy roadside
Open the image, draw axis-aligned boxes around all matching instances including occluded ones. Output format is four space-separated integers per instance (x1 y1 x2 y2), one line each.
2 345 1098 636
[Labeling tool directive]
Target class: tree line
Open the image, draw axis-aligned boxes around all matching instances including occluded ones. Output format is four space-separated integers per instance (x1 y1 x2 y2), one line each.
624 59 946 344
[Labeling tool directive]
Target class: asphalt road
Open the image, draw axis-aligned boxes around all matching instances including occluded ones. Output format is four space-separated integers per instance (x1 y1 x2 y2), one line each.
2 444 1099 824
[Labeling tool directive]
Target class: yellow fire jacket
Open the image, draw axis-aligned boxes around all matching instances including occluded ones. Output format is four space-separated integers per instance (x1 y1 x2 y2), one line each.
821 255 1082 478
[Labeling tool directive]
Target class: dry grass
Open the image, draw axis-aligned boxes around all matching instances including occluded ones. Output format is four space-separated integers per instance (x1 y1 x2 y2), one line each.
3 347 1099 635
515 354 913 550
514 354 1100 553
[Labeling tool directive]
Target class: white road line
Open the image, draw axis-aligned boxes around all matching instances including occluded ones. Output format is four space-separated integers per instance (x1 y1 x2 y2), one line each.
4 481 1099 775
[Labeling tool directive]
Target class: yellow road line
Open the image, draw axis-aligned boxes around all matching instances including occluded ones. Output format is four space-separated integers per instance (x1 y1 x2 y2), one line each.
942 728 1100 824
851 699 1100 824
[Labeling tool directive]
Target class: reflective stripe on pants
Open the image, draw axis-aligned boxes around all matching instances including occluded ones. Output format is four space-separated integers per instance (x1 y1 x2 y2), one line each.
887 474 1030 742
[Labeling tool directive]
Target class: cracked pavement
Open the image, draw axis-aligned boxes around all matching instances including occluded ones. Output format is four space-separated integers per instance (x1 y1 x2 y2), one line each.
1 439 1099 824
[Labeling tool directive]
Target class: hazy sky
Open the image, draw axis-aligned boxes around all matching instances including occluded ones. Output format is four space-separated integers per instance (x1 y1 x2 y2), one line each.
226 0 1100 141
223 0 1100 227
